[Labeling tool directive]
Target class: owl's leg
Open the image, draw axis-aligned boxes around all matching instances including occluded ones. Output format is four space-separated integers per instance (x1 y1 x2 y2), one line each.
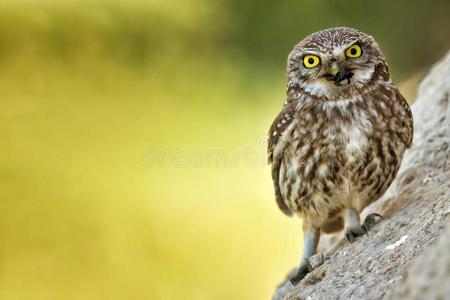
344 208 366 242
289 223 320 285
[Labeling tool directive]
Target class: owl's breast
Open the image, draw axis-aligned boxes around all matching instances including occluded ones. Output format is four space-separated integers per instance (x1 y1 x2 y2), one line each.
278 94 409 224
278 118 370 218
278 102 380 219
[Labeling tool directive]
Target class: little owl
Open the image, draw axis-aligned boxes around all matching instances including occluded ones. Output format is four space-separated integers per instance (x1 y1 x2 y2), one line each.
267 27 413 285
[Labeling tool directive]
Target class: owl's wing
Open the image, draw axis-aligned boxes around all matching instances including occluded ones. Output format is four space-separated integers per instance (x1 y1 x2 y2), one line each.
267 100 296 216
395 89 414 148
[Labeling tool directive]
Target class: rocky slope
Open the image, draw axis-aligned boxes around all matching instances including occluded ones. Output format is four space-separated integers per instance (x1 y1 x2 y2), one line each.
273 51 450 300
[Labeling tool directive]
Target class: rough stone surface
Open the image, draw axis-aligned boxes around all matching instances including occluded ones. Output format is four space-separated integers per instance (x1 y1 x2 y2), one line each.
388 222 450 300
273 51 450 300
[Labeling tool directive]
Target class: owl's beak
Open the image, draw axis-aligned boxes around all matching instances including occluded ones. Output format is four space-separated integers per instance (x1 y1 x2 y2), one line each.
329 60 340 76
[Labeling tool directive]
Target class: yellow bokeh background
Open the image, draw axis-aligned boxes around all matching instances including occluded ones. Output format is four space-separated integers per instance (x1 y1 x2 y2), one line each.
0 3 300 300
1 1 449 299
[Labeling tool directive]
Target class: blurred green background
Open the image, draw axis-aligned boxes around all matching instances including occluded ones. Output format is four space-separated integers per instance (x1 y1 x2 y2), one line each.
1 0 449 299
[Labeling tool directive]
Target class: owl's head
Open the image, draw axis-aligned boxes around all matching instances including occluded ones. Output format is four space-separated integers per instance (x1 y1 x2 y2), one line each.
287 27 388 100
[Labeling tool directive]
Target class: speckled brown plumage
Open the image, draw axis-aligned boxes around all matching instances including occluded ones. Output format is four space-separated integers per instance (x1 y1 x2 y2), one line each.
267 27 413 284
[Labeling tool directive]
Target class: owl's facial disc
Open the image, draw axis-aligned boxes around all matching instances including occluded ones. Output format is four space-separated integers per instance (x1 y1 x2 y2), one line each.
300 43 377 97
287 27 385 99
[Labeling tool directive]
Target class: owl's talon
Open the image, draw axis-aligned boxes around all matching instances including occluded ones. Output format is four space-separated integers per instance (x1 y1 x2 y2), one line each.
345 213 383 242
345 225 367 242
289 263 310 285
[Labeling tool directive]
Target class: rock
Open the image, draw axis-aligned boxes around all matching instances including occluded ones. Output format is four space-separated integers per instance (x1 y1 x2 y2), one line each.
388 222 450 300
273 50 450 300
302 268 326 285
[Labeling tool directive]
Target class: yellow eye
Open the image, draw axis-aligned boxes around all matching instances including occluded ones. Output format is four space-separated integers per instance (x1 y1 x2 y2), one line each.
345 44 362 58
303 55 320 68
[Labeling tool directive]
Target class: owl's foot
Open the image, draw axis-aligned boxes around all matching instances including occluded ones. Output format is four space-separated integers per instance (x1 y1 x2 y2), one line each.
345 212 383 242
289 260 311 285
345 225 367 242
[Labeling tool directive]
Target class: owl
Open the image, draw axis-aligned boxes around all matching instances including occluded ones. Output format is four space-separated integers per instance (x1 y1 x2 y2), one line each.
267 27 413 285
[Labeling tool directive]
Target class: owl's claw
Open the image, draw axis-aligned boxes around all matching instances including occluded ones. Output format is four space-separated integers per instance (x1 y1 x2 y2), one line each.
345 213 383 242
345 226 367 242
289 261 311 285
